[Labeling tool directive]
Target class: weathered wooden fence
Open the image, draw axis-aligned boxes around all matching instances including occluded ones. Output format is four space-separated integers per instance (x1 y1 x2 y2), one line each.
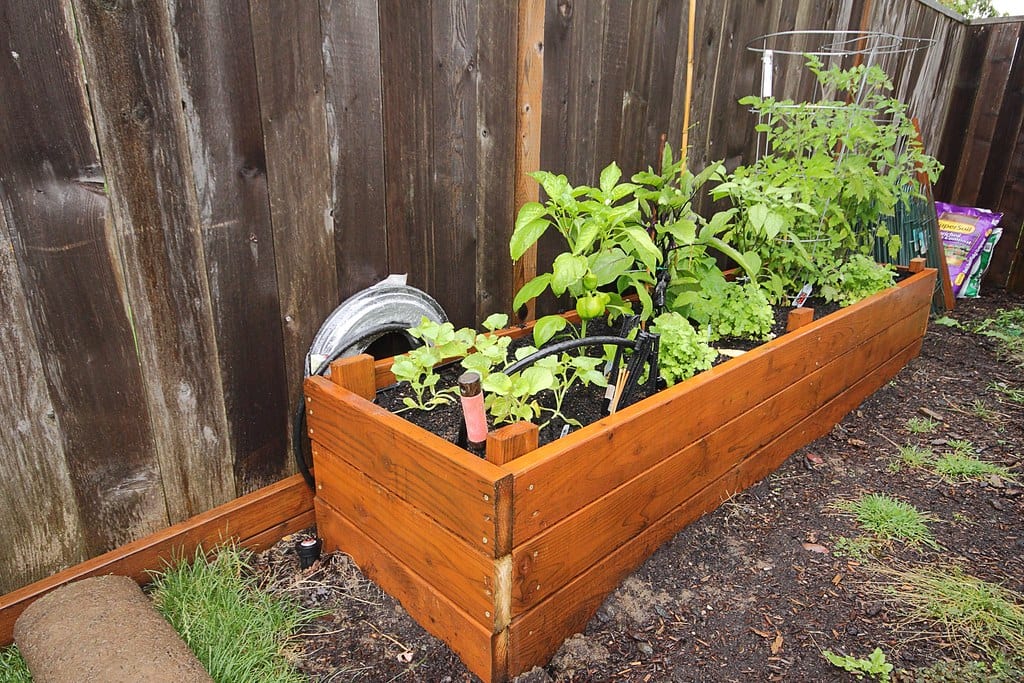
0 0 1017 593
935 16 1024 291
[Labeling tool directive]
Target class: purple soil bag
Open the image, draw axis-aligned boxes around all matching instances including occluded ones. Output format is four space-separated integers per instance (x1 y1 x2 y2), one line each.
935 202 1003 297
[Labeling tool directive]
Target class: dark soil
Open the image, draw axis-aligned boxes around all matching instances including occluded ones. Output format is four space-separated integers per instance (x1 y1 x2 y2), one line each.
257 288 1023 682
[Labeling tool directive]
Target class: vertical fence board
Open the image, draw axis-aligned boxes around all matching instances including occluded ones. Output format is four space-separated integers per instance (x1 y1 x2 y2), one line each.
321 0 390 301
0 208 88 593
249 0 337 448
474 1 519 320
950 23 1017 203
0 0 168 554
73 0 236 521
379 1 435 313
638 0 684 166
169 0 290 493
428 0 479 327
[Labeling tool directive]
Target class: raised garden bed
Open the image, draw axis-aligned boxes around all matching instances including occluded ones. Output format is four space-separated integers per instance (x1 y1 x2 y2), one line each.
304 266 936 683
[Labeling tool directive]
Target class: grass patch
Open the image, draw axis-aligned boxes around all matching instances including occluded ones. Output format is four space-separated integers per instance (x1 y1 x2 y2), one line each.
911 658 1023 682
835 494 939 549
876 565 1024 666
990 381 1024 406
897 444 934 470
968 399 996 421
0 645 31 682
906 416 939 434
933 441 1014 483
150 544 323 683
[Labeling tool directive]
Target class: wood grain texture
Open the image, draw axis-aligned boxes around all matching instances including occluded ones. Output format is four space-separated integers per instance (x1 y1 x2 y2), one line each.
313 444 499 628
168 0 290 493
305 376 513 554
508 307 930 614
73 0 236 521
328 353 377 400
474 0 519 321
0 209 88 594
486 422 540 466
512 0 546 322
315 498 506 683
320 0 390 300
506 271 936 543
249 0 338 458
505 340 924 676
0 474 314 647
0 0 167 559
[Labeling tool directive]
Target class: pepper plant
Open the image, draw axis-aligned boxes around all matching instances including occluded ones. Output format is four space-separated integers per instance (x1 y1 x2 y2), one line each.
510 162 658 334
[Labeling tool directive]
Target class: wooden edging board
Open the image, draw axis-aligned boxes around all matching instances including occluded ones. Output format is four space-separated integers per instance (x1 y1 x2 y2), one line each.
308 268 937 683
0 473 314 646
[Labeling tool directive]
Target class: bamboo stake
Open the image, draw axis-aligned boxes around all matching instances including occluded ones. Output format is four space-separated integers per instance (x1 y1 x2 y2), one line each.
680 0 697 164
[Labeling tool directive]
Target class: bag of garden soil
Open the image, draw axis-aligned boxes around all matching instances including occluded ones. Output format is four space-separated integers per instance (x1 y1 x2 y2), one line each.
934 201 1003 298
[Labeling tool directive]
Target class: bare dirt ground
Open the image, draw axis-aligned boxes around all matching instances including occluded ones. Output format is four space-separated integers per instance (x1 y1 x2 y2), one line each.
256 288 1023 682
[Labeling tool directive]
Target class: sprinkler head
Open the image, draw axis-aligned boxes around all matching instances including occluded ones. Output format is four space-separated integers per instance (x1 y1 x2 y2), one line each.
295 536 323 569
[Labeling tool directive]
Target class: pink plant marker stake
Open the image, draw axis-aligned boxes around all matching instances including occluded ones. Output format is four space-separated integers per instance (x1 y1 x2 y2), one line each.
458 371 488 450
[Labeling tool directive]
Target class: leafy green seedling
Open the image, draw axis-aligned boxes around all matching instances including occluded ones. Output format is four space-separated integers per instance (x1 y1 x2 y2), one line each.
906 416 939 434
652 311 717 386
833 535 877 560
822 647 893 681
932 315 962 328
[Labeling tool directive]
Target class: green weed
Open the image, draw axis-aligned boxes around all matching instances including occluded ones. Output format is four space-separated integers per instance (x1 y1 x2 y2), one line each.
835 494 939 549
822 647 893 681
973 308 1024 367
833 535 877 560
0 645 31 682
906 416 939 434
910 657 1023 682
149 544 324 683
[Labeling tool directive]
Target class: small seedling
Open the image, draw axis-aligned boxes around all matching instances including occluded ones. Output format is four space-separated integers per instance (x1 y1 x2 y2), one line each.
835 493 939 549
0 646 30 682
932 315 962 328
822 647 893 681
906 416 939 434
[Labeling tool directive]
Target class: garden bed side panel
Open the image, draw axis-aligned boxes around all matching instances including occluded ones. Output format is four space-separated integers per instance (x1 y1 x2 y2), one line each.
305 376 514 682
504 270 937 543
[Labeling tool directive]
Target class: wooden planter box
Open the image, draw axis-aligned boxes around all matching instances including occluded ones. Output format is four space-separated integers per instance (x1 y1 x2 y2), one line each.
304 267 936 683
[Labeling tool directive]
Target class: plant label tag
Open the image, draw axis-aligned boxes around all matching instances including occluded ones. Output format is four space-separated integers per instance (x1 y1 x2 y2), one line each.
794 283 812 308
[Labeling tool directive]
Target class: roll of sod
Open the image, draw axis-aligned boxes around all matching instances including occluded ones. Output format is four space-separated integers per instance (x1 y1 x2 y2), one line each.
14 575 212 683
